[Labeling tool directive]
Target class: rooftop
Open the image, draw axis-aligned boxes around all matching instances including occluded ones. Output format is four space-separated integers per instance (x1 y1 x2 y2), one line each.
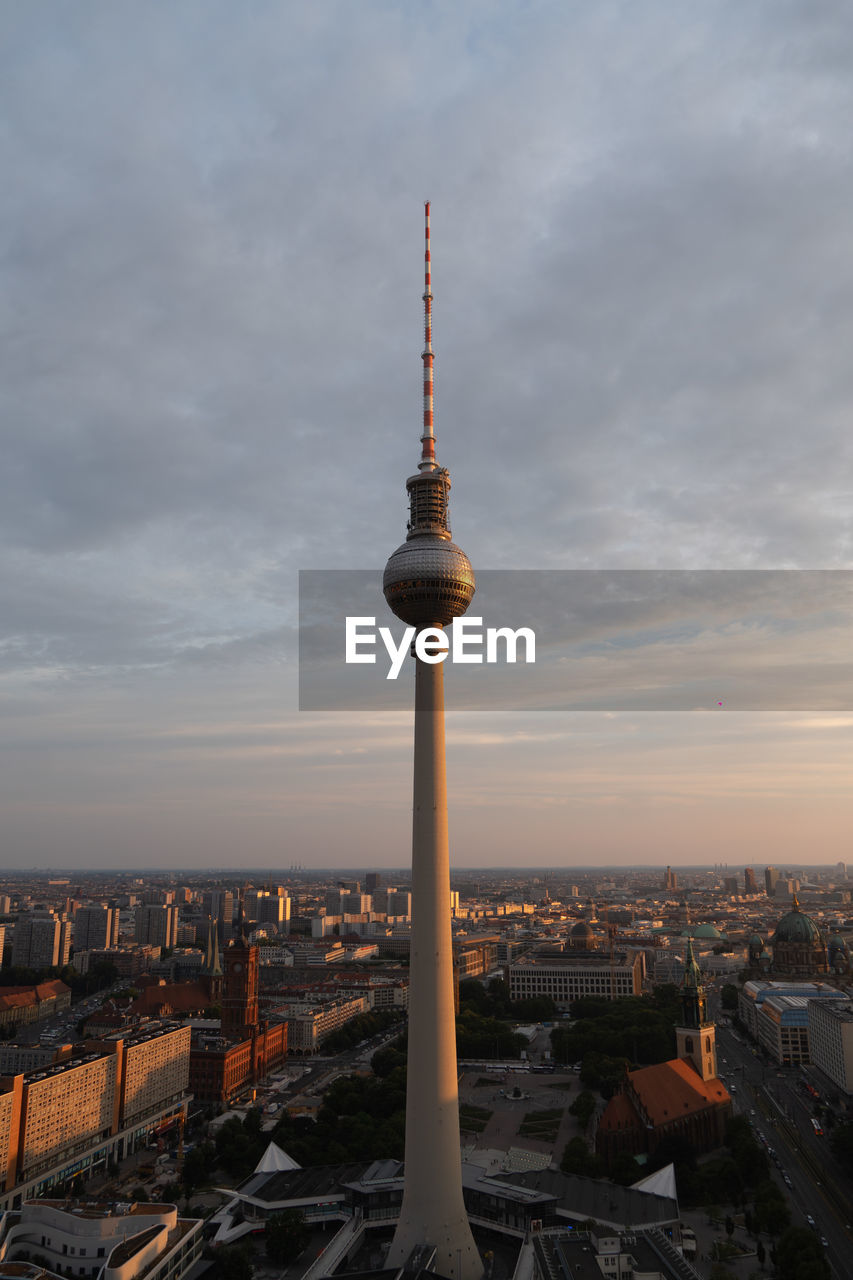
26 1198 165 1218
509 1168 679 1229
626 1058 729 1126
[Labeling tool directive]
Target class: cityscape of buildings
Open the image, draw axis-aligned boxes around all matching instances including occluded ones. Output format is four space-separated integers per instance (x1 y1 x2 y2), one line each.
0 859 850 1278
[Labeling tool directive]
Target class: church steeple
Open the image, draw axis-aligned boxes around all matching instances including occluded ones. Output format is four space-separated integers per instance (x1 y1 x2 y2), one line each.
201 917 223 1002
681 936 707 1028
675 937 718 1082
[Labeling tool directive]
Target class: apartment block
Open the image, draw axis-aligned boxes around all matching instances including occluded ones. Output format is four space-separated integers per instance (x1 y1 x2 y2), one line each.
12 914 72 970
133 906 178 950
18 1053 119 1181
73 907 119 952
118 1024 191 1129
0 1020 191 1208
0 1046 70 1076
285 995 369 1052
455 936 499 979
257 893 291 930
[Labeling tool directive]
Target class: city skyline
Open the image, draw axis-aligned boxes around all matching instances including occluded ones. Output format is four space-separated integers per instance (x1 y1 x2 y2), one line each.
4 4 853 869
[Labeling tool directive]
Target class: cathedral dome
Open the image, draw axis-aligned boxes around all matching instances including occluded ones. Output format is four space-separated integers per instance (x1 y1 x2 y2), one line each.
828 931 849 967
772 896 823 945
681 924 724 940
569 920 596 950
748 933 765 952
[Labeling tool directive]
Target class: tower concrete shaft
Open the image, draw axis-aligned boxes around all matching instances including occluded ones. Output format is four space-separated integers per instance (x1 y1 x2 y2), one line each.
386 653 481 1280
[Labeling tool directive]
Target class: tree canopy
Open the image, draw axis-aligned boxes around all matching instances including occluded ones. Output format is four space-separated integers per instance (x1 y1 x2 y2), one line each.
265 1210 310 1265
550 988 680 1070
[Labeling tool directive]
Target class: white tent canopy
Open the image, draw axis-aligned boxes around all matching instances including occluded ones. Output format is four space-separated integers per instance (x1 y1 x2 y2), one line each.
254 1141 301 1173
632 1163 677 1202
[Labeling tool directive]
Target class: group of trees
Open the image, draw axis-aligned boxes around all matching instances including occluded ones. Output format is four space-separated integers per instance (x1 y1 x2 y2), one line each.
772 1226 831 1280
549 987 681 1076
454 977 557 1058
455 1009 528 1060
829 1117 853 1175
459 976 558 1024
667 1116 791 1233
0 959 118 999
213 1057 410 1179
559 1135 642 1185
557 1112 800 1231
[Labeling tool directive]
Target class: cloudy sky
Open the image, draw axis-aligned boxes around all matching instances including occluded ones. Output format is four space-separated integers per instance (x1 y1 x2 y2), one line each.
3 1 853 872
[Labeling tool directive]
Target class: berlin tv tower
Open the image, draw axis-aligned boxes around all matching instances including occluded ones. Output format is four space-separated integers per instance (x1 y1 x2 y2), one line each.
383 205 481 1280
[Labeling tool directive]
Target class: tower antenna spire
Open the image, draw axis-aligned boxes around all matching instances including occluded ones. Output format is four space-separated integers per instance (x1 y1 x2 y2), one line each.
420 200 436 470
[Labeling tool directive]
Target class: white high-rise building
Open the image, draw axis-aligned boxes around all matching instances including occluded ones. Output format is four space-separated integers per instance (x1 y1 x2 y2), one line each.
808 998 853 1093
258 892 291 929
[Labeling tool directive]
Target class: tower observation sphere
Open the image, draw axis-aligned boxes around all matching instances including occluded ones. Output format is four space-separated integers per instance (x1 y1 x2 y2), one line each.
383 528 475 627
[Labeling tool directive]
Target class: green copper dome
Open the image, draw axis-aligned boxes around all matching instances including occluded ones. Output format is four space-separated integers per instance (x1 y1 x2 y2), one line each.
681 923 725 940
772 896 823 945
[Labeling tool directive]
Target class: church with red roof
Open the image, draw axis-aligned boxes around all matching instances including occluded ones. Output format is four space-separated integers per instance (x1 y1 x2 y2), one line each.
596 939 732 1168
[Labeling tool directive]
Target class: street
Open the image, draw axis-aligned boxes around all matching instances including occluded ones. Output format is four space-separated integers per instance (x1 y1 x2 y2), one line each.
715 1022 851 1278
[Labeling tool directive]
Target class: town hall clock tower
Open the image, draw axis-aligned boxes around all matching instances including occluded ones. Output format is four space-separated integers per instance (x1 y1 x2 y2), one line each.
222 935 259 1039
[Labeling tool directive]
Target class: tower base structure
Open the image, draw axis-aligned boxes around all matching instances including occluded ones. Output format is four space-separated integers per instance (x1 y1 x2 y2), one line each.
385 655 482 1280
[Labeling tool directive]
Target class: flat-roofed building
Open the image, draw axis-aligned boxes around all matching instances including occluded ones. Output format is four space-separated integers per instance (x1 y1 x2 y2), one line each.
12 914 71 971
0 1046 70 1076
18 1053 119 1182
454 936 499 979
808 998 853 1094
0 1020 191 1208
347 980 408 1010
133 906 178 951
288 942 347 966
739 979 846 1047
73 906 119 952
757 995 813 1065
0 1080 22 1194
509 951 643 1008
258 892 291 930
118 1024 191 1129
285 995 369 1052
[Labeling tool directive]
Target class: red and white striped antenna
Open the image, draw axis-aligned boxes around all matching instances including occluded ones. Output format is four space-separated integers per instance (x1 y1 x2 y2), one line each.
419 200 436 470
